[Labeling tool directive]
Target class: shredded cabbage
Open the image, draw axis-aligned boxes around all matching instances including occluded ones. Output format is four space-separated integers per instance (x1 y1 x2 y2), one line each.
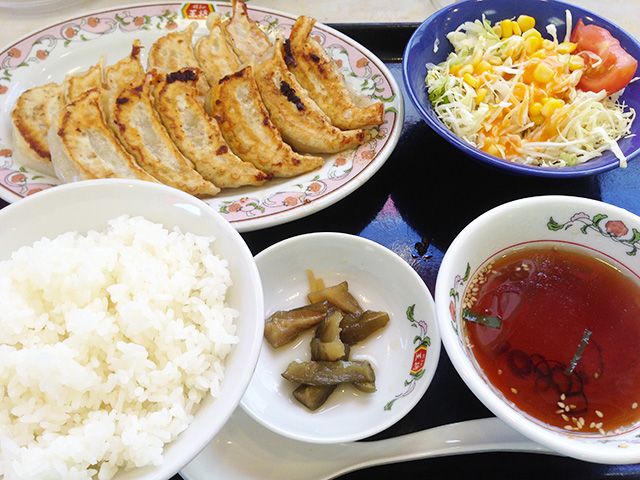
425 12 636 168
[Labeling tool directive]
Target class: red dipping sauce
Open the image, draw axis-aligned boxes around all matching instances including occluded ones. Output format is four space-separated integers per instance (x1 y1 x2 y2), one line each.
463 244 640 434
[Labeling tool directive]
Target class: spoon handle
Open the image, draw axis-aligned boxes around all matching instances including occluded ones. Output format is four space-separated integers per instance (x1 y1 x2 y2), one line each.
181 409 551 480
330 416 551 477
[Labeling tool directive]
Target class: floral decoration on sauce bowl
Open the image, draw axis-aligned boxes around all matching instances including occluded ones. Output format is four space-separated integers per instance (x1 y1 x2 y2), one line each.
0 2 403 232
241 232 440 444
435 195 640 465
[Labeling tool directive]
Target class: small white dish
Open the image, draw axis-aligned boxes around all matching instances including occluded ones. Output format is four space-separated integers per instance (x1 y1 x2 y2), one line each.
241 232 440 443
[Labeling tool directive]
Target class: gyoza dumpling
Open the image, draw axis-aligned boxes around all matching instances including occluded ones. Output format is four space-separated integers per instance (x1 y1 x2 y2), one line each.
10 82 64 176
205 66 324 177
194 13 242 86
104 40 145 92
108 72 220 197
147 22 209 96
286 16 384 130
254 38 369 154
153 68 268 188
48 88 159 184
63 56 105 102
224 0 272 65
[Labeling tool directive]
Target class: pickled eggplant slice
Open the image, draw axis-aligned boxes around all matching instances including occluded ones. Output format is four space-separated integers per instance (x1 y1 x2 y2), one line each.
282 360 375 385
292 383 337 411
340 310 390 345
307 281 363 315
310 309 345 361
264 300 331 348
353 381 377 394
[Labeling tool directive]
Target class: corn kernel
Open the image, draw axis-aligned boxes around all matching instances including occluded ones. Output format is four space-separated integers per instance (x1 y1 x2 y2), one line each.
568 54 585 71
524 36 542 55
475 88 488 103
493 24 502 37
463 73 480 88
530 49 547 59
533 62 555 83
449 62 463 75
542 39 555 50
475 60 492 75
530 114 545 125
458 64 474 76
487 55 503 65
541 98 565 117
486 144 501 156
557 42 577 54
523 28 542 40
516 15 536 32
529 101 543 116
511 21 522 36
500 20 513 38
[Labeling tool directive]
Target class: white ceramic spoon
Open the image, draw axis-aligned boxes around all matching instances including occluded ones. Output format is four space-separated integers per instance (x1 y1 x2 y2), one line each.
181 408 552 480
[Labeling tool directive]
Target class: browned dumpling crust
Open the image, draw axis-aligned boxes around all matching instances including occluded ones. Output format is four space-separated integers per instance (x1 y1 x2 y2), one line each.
206 66 324 178
194 14 242 87
147 22 210 96
104 40 145 93
286 16 384 130
10 82 64 176
153 68 269 189
48 88 159 184
108 72 220 197
224 0 272 65
63 57 105 103
254 38 369 154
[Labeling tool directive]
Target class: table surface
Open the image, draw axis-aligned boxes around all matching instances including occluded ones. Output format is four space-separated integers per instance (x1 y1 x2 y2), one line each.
1 1 640 479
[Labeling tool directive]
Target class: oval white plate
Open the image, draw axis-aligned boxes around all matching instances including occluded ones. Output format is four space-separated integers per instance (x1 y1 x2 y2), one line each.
0 2 403 232
241 232 440 443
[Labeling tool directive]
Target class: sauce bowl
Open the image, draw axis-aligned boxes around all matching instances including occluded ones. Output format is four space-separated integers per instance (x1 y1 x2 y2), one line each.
435 195 640 463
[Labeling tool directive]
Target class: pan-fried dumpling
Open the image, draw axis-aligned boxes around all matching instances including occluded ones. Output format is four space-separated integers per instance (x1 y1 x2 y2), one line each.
205 66 324 178
286 16 384 130
254 38 369 154
104 40 145 92
63 56 105 102
224 0 272 65
108 72 220 197
153 68 268 189
194 13 242 86
147 22 209 96
10 82 64 176
48 88 159 183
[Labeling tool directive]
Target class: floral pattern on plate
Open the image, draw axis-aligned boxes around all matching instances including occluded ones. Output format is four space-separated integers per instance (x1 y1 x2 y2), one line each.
0 2 402 232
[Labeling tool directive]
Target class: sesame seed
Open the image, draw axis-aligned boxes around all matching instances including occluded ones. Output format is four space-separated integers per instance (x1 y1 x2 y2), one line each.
562 414 569 422
595 422 603 429
556 409 564 414
498 369 502 375
595 410 604 418
633 403 638 409
599 428 606 435
594 372 599 379
565 406 570 412
557 401 566 409
590 422 596 429
511 387 518 394
560 393 566 401
619 443 629 449
563 425 573 431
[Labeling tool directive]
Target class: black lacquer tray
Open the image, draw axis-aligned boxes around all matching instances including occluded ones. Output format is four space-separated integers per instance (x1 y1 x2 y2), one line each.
2 22 639 480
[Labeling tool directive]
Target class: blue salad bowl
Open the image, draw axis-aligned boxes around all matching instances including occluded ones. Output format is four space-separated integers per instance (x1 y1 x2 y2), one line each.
403 0 640 177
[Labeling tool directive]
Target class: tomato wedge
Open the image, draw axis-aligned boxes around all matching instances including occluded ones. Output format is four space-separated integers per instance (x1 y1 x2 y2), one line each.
570 19 638 95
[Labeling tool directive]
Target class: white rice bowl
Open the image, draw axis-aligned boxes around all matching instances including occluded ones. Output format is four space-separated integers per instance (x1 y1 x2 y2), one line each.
0 179 264 480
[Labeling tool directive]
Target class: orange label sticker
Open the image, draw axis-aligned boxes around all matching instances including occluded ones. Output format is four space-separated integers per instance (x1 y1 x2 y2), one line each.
182 3 214 19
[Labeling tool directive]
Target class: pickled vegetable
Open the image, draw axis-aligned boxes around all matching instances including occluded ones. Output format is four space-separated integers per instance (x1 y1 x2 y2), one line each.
293 384 337 410
264 301 331 348
310 309 346 361
307 281 363 315
340 310 390 345
282 360 375 385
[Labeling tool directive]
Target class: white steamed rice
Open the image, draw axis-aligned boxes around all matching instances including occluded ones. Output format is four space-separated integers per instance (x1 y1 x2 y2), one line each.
0 215 239 480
